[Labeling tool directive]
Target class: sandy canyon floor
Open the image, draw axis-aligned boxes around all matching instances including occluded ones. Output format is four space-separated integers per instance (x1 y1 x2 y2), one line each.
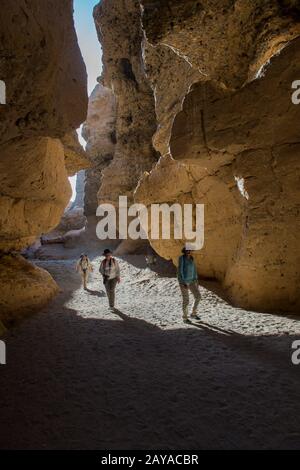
0 243 300 450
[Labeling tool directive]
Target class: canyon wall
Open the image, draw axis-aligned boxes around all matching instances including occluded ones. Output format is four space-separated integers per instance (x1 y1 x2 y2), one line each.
0 0 88 322
137 0 300 312
136 38 300 312
83 83 117 216
140 0 300 89
63 131 90 177
93 0 158 208
87 0 300 312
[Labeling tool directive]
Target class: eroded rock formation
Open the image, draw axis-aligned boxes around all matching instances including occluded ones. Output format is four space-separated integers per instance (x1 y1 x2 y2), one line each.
83 83 117 215
85 0 300 312
144 43 202 155
0 0 88 320
59 0 300 313
93 0 158 207
0 254 59 325
62 131 90 177
140 0 300 89
135 2 300 312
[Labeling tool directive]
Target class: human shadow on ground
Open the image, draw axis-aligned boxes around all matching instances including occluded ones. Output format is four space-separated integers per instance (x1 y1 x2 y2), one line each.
112 308 161 332
85 288 106 298
1 294 300 451
189 319 243 337
11 245 300 450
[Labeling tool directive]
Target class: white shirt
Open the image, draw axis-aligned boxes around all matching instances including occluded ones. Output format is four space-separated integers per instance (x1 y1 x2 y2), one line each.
100 258 120 280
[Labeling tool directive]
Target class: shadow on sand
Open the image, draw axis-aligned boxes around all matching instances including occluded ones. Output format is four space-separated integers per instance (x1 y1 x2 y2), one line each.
7 242 299 450
1 294 300 450
85 288 106 298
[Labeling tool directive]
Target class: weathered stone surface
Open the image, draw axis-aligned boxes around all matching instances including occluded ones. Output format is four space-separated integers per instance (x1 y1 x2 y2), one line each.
0 320 7 336
0 137 72 252
82 83 117 215
0 0 88 319
62 131 90 177
80 0 300 312
136 37 300 313
140 0 300 88
0 0 87 142
93 0 158 207
54 207 87 234
0 254 59 324
144 43 202 155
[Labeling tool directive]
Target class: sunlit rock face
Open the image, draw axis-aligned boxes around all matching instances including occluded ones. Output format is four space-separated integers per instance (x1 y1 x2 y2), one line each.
0 254 59 325
62 131 90 177
0 0 88 320
93 0 158 207
85 0 300 312
136 37 300 313
140 0 300 89
0 137 72 253
82 83 117 216
0 0 87 143
144 43 202 155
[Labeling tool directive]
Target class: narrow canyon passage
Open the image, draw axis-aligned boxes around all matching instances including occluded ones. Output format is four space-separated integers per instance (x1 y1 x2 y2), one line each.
1 0 300 453
1 244 300 450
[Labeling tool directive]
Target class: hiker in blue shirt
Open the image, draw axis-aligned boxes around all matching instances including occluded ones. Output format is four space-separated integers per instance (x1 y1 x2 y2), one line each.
178 247 201 323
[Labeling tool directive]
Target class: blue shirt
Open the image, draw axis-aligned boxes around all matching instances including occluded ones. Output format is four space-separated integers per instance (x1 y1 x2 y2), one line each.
178 255 198 285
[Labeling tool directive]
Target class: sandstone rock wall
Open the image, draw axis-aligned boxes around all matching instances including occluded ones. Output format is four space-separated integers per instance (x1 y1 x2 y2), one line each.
140 0 300 89
84 0 300 312
144 43 202 155
93 0 158 207
135 4 300 313
0 137 72 252
62 131 90 177
0 0 88 320
82 83 117 215
0 254 60 326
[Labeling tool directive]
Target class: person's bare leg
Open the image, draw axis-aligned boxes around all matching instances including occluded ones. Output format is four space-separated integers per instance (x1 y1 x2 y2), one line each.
82 272 88 290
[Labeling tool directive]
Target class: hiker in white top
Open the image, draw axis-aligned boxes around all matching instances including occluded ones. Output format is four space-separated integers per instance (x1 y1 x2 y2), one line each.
100 249 121 308
76 254 93 290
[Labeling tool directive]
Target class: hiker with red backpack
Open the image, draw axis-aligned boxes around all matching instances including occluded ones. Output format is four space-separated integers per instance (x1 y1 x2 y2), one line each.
100 249 121 308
